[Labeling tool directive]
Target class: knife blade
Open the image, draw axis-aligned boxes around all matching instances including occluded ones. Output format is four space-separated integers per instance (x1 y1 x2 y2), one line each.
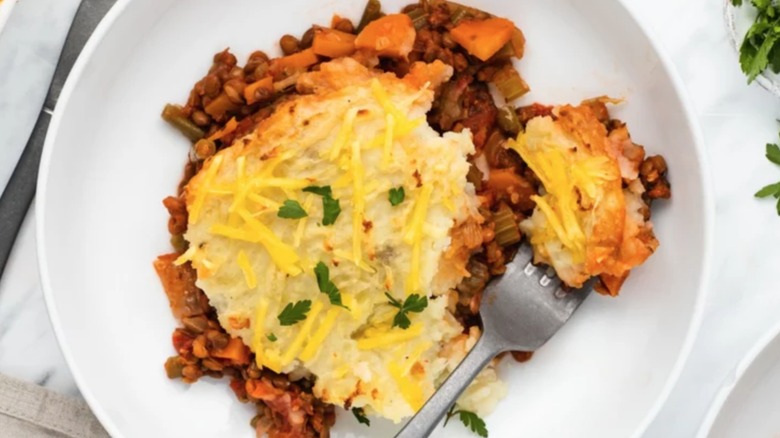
0 0 117 279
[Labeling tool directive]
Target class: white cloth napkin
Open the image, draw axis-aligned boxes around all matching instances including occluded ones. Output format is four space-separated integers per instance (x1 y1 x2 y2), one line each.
0 374 107 438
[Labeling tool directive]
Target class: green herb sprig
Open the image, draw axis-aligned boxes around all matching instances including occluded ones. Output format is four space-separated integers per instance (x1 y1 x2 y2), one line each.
351 407 370 426
389 186 405 206
303 185 342 225
385 292 428 329
444 406 488 437
277 300 312 326
314 262 348 308
754 137 780 214
731 0 780 82
277 200 307 219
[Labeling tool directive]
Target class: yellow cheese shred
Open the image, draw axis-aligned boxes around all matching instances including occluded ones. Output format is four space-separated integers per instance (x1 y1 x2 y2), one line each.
328 107 359 160
351 139 365 265
381 114 395 170
299 307 340 362
403 184 433 294
247 193 281 210
189 154 224 224
210 223 258 242
238 209 302 276
405 239 422 296
236 250 257 289
280 300 324 366
293 195 315 248
403 184 433 244
357 324 423 350
333 249 375 273
173 245 197 266
252 299 269 368
341 293 360 320
389 361 424 412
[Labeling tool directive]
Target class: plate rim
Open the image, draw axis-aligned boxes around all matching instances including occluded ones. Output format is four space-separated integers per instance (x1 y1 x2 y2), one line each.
34 0 715 437
696 320 780 437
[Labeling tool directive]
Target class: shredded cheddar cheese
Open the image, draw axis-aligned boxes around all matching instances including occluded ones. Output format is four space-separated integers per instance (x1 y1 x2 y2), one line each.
236 250 257 289
357 324 423 350
299 307 340 362
280 300 324 366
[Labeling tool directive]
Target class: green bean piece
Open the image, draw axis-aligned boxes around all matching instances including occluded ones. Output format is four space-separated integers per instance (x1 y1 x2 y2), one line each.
466 164 484 191
406 7 429 30
446 1 491 23
161 104 205 142
493 203 521 247
492 64 530 102
357 0 383 32
497 106 521 136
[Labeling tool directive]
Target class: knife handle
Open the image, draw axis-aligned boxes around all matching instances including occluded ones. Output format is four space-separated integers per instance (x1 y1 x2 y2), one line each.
0 0 116 280
0 110 51 278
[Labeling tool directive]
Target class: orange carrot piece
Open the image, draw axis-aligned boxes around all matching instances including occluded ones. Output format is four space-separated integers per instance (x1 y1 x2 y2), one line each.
207 117 238 142
212 337 250 365
487 168 526 191
450 17 515 61
243 77 274 105
312 28 357 58
510 27 526 59
272 48 319 71
354 14 415 58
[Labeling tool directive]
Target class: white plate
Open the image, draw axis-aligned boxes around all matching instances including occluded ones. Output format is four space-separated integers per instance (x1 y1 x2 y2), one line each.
698 322 780 438
36 0 713 437
0 0 16 35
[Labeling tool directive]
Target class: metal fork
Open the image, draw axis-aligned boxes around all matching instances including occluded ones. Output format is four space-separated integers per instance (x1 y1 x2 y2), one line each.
396 244 592 438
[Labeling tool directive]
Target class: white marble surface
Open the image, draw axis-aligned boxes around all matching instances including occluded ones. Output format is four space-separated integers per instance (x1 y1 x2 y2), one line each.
1 0 780 436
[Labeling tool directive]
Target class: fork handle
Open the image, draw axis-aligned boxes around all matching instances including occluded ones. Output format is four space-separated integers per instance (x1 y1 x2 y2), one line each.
395 335 503 438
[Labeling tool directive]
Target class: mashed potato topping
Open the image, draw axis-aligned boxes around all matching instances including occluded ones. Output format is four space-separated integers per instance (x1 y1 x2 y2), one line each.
178 58 505 421
508 102 659 292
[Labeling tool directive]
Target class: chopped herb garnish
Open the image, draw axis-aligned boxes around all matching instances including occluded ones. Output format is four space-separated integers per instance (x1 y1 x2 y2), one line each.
385 292 428 329
314 262 347 308
303 185 341 225
755 133 780 215
321 196 341 225
266 333 277 342
351 407 370 426
444 407 488 437
277 300 312 326
731 0 780 82
389 186 405 206
277 199 307 219
303 185 333 197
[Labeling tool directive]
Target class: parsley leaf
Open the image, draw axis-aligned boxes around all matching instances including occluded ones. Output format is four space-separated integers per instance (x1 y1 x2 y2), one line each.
277 199 307 219
767 142 780 165
303 185 341 225
389 187 405 206
755 134 780 215
266 333 277 342
277 300 311 326
733 0 780 82
321 196 341 225
314 262 347 308
303 186 333 197
444 407 488 437
351 407 370 426
385 292 428 329
755 181 780 197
